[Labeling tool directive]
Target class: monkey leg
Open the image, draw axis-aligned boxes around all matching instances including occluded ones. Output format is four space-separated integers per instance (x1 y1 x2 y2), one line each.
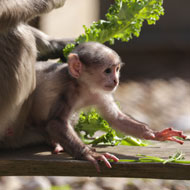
52 142 64 154
46 119 119 172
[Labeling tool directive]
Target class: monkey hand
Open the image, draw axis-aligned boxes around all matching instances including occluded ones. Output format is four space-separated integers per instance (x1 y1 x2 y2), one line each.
83 148 119 172
153 127 187 144
144 127 187 144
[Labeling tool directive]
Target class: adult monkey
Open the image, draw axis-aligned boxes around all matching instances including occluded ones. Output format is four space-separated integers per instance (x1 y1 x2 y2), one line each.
0 0 67 140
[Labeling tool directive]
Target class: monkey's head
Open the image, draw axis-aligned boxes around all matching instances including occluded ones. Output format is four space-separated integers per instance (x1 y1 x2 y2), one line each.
68 42 123 93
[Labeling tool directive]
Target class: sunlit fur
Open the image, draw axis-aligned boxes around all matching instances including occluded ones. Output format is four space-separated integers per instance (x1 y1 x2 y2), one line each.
0 0 66 148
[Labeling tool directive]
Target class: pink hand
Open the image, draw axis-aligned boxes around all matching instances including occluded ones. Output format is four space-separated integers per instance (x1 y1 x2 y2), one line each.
154 127 187 144
85 151 119 172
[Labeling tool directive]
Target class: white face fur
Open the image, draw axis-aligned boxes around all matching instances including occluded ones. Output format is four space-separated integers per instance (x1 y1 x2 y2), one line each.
80 51 121 94
69 42 123 94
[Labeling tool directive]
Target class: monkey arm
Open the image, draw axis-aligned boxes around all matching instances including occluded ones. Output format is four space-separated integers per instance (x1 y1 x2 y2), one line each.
0 0 66 32
46 119 118 172
30 27 72 62
46 119 88 158
97 96 186 143
96 96 152 139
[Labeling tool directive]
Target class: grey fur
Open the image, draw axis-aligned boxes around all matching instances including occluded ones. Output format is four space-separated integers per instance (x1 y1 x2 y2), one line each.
0 0 66 146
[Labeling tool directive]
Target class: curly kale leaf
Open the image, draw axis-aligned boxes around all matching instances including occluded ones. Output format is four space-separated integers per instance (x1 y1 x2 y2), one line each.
75 109 148 146
75 109 110 138
63 0 164 57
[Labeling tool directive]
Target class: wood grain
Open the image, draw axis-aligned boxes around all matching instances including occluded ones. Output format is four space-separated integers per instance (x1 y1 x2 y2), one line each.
0 141 190 179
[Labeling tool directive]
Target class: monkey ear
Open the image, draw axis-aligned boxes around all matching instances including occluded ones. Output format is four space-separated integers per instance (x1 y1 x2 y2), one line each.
68 53 82 78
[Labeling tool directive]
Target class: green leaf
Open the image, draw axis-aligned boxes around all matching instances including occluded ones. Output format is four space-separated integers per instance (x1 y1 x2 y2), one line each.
90 130 119 146
75 109 110 138
63 0 164 57
74 109 149 146
120 136 148 146
117 152 190 164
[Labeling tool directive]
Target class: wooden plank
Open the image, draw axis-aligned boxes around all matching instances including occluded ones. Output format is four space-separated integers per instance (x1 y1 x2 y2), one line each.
0 141 190 179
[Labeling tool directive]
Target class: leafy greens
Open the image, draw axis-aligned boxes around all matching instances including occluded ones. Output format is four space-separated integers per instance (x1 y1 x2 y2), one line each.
63 0 164 57
75 109 148 146
117 152 190 164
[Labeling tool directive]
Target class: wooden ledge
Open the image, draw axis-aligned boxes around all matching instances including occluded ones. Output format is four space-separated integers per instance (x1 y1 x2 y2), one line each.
0 142 190 179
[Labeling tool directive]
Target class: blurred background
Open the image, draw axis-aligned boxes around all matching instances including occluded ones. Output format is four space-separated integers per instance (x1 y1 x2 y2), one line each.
37 0 190 132
1 0 189 190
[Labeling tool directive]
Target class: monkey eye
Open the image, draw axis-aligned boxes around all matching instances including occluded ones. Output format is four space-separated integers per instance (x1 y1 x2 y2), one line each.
104 68 112 74
116 66 120 72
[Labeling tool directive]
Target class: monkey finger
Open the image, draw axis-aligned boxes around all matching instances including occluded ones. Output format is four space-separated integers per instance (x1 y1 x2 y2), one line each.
166 128 187 139
155 128 173 138
155 127 187 140
103 153 119 162
166 137 184 145
162 128 185 138
86 154 101 172
98 155 112 169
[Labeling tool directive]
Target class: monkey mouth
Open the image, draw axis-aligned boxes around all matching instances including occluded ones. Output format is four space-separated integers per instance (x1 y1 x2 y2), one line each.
104 85 118 91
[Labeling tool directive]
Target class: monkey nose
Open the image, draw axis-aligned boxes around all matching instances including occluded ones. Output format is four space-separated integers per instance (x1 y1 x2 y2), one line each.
114 79 118 85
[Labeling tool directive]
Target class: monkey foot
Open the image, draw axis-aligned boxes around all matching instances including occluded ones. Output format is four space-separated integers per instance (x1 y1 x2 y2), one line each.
53 143 64 154
85 151 119 172
154 127 187 144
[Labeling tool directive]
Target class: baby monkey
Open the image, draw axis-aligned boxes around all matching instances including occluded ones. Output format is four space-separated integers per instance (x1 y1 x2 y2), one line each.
29 42 186 172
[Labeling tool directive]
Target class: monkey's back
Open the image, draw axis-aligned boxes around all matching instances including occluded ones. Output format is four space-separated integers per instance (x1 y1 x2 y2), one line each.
0 24 37 138
31 62 68 123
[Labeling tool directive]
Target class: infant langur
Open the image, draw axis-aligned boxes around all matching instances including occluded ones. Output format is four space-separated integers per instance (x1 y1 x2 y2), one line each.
29 42 186 171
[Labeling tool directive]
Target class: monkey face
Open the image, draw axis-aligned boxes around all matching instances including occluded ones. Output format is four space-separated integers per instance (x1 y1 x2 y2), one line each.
70 42 123 93
80 63 121 93
101 64 120 92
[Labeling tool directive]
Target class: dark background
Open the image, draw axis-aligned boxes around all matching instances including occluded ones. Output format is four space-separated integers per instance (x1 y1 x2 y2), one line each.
99 0 190 81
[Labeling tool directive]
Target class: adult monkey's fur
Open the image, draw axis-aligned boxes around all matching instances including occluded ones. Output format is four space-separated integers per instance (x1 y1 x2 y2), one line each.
0 0 67 143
